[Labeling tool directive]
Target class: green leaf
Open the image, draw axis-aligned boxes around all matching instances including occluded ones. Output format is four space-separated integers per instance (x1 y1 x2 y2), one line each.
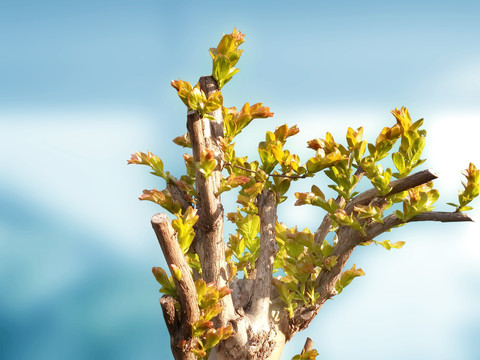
202 302 223 321
139 188 183 214
271 143 285 163
172 133 191 148
374 240 405 250
128 151 166 178
170 79 193 107
205 91 223 113
321 239 334 257
170 264 182 281
286 238 304 258
192 319 214 338
258 141 278 173
324 255 338 270
171 206 198 253
237 214 260 243
197 150 218 178
335 264 365 294
213 54 231 87
195 279 208 299
187 87 207 113
152 267 177 297
204 329 222 349
455 163 479 211
410 136 426 166
217 34 236 55
392 152 405 174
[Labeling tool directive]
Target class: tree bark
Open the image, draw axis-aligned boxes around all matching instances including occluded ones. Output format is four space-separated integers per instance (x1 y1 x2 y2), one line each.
249 190 277 327
151 214 200 359
186 76 235 331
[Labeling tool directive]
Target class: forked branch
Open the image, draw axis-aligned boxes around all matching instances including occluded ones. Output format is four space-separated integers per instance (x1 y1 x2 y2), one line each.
346 169 439 212
367 211 473 239
291 168 473 339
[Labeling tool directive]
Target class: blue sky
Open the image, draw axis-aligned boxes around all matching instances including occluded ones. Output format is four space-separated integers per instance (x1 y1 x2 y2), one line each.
1 1 479 359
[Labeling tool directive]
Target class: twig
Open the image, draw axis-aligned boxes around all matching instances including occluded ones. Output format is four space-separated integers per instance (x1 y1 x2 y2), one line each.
270 173 310 179
225 162 310 179
313 168 439 244
367 211 473 239
346 169 439 212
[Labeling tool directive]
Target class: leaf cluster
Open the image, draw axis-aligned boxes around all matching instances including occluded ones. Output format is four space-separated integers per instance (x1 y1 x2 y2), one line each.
448 163 479 212
209 28 245 88
190 280 233 359
152 269 233 359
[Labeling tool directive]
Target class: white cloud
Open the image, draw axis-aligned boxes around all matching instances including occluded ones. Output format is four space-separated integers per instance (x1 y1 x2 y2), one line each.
0 109 161 257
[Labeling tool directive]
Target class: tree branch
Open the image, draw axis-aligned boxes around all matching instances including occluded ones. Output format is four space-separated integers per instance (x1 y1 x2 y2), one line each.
248 190 277 327
291 169 458 338
291 169 442 337
289 209 473 338
151 214 199 360
346 169 439 212
314 169 438 245
225 162 310 179
186 76 235 329
366 211 473 239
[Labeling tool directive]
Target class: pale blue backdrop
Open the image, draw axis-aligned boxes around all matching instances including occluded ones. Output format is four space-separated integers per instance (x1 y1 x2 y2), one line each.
1 1 479 359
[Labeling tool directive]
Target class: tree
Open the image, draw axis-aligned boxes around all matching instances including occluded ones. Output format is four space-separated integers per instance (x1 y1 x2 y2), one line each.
128 29 479 360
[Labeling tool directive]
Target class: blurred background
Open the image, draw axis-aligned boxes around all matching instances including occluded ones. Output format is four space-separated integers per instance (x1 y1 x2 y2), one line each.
1 0 479 359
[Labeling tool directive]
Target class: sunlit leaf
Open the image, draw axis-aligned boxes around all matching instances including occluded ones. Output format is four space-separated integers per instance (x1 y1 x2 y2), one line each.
170 264 182 281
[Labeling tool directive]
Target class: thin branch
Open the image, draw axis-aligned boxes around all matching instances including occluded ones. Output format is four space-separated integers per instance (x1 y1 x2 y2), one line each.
270 173 310 179
314 168 439 245
151 214 200 339
225 162 310 179
226 163 257 175
346 169 439 212
367 211 473 239
248 190 277 327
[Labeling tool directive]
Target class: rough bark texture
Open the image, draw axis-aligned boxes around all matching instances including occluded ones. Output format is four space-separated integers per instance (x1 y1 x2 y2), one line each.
249 190 277 325
186 76 235 332
151 214 199 359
